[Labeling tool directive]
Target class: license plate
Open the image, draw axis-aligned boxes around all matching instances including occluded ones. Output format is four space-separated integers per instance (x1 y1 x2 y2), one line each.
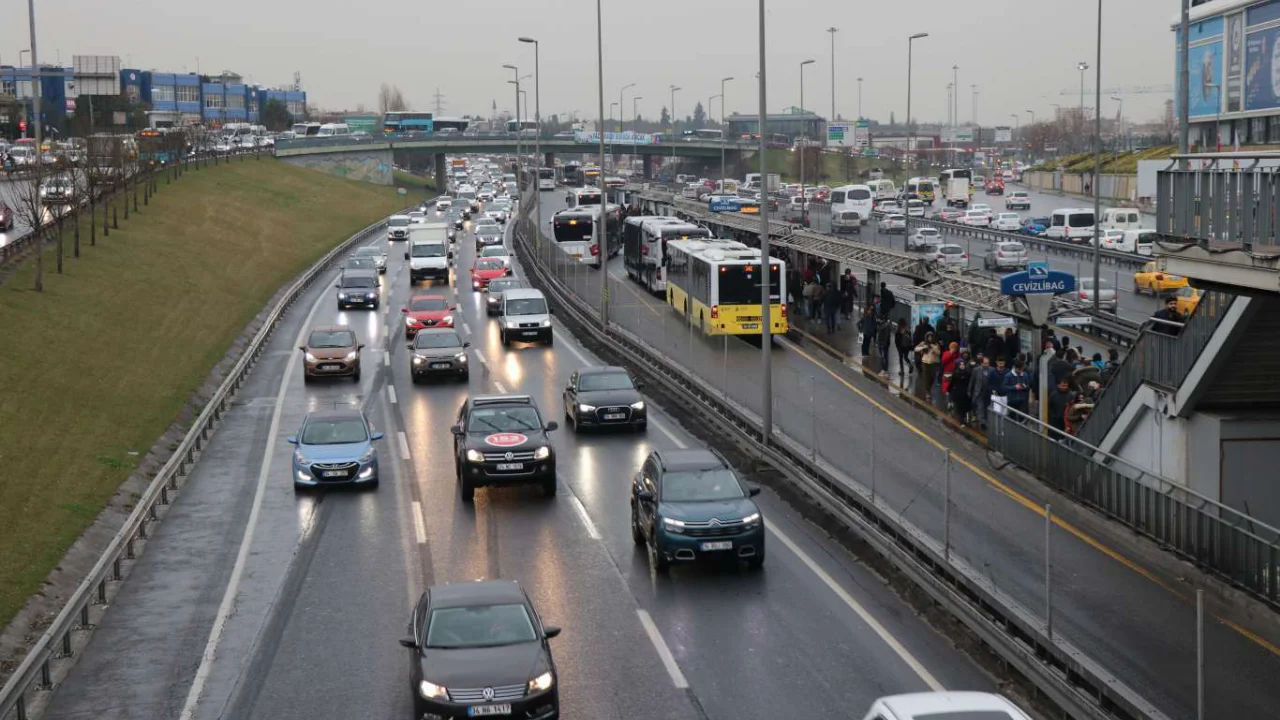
701 541 733 551
430 362 451 369
323 471 346 478
496 463 524 471
320 364 343 370
522 331 538 337
468 705 511 717
741 323 759 330
603 413 625 420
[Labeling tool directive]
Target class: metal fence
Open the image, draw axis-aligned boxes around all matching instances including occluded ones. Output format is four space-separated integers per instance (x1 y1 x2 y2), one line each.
988 406 1280 605
1155 154 1280 250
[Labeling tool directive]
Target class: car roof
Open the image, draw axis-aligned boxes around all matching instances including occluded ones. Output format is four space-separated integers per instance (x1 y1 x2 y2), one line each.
469 394 535 408
304 408 367 423
875 691 1029 719
342 268 379 278
579 365 627 376
503 288 544 300
415 328 462 339
428 580 528 609
656 448 725 471
309 324 353 334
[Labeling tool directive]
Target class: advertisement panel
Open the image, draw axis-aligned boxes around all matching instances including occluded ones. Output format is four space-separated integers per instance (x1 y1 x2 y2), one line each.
1188 40 1224 117
1227 13 1244 112
911 302 946 332
1245 24 1280 111
994 127 1012 143
854 120 870 148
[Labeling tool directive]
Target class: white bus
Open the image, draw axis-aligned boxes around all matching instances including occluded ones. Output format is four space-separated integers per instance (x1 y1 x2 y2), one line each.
316 123 351 137
506 120 539 138
622 216 714 294
291 122 322 138
538 167 556 191
828 185 874 225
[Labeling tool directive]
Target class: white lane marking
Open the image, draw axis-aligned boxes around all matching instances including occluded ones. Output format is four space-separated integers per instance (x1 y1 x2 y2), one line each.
636 609 690 689
474 348 488 367
179 270 332 720
649 417 688 448
494 380 508 393
768 525 945 691
397 431 412 460
387 385 398 404
384 352 391 367
554 331 592 366
461 320 471 336
411 500 427 545
568 493 602 540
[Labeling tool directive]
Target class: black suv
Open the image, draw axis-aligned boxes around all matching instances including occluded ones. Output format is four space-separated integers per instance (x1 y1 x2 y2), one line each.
452 395 559 502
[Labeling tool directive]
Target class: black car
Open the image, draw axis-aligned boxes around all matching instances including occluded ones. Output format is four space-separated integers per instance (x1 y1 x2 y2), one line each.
453 394 558 501
401 581 560 720
563 366 647 432
485 277 527 316
336 269 380 310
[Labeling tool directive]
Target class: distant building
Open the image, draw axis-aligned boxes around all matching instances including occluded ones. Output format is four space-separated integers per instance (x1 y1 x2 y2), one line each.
122 68 304 129
0 65 72 137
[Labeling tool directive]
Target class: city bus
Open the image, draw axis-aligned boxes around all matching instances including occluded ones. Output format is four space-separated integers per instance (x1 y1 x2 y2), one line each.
538 167 556 190
506 120 538 138
291 122 321 138
563 162 584 186
582 165 601 186
623 216 712 294
137 128 182 165
664 239 787 337
383 111 434 134
432 116 469 134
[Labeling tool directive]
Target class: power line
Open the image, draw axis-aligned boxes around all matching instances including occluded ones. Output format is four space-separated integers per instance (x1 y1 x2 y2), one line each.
432 86 446 115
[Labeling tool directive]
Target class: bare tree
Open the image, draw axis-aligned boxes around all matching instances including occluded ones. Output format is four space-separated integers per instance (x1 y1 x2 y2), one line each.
10 154 49 291
62 151 87 260
379 83 409 114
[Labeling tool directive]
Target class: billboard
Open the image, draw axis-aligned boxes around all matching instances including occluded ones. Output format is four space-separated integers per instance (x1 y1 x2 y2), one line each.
1245 24 1280 111
1187 40 1224 117
994 127 1012 143
1227 13 1244 112
826 122 849 146
854 120 870 148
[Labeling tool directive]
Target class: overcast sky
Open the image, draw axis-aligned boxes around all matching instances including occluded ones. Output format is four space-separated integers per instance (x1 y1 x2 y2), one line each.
6 0 1173 124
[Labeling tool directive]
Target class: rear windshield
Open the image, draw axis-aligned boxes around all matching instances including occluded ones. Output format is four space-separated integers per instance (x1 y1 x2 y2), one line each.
719 263 782 305
940 246 964 255
849 189 871 200
1068 213 1096 228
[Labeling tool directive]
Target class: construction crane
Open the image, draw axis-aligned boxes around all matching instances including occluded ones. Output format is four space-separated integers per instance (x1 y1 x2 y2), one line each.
1057 84 1172 96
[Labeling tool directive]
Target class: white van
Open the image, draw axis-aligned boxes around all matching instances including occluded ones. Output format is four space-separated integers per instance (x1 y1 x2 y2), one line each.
500 288 553 346
1101 207 1143 231
829 185 874 225
1111 228 1157 255
867 178 897 201
1044 208 1097 243
316 123 351 137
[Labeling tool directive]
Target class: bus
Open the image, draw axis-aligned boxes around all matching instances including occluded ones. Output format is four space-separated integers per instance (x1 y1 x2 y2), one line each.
664 239 787 337
623 216 713 294
563 162 584 187
939 168 974 207
138 128 182 165
582 166 601 186
682 129 724 141
506 120 539 138
383 111 434 134
432 116 469 134
538 167 556 191
291 122 321 138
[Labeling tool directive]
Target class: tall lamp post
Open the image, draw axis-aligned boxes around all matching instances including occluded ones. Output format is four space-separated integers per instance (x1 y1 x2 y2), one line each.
1010 113 1020 161
827 27 838 121
670 85 681 167
905 32 928 235
799 58 815 222
594 0 609 327
1077 60 1089 149
619 83 635 134
721 76 734 187
857 76 863 119
757 0 773 441
1111 95 1124 150
519 36 541 251
632 96 643 162
504 64 520 181
1089 0 1102 316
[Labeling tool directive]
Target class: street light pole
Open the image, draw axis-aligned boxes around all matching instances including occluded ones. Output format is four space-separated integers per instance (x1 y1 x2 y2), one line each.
1111 95 1124 150
518 36 541 255
670 85 680 167
1077 60 1089 149
757 0 773 443
799 59 814 221
1011 113 1020 161
1091 0 1102 315
594 0 608 327
620 83 635 134
721 76 733 188
504 64 520 185
827 27 838 121
857 77 863 119
906 33 928 235
26 0 41 160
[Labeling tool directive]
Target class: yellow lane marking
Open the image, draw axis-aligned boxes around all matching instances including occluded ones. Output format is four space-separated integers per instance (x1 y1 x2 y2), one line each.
781 337 1280 658
609 270 663 317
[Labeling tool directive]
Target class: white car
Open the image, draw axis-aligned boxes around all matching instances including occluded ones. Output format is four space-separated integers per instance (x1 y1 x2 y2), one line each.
907 227 942 251
863 692 1032 720
905 199 926 218
477 244 511 268
682 183 703 199
352 245 388 273
876 200 902 216
435 198 453 213
1097 228 1125 248
1006 191 1031 210
932 243 968 271
878 213 907 233
992 212 1021 231
959 210 990 227
970 203 994 221
407 211 427 225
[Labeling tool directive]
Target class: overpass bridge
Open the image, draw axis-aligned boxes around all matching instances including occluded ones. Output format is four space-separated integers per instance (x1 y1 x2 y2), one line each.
274 134 750 186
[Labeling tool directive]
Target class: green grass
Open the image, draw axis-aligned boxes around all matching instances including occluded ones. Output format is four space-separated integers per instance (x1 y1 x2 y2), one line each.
0 159 406 628
393 169 435 189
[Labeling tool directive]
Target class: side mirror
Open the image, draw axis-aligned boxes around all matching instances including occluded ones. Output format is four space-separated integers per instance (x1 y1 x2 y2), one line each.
548 308 554 314
298 346 306 352
406 343 414 350
450 424 464 436
404 252 410 260
449 304 457 311
286 436 298 445
400 307 408 314
635 381 645 390
636 490 655 502
357 343 365 350
398 636 418 649
543 626 562 639
544 421 559 432
334 282 341 288
371 431 385 441
748 485 762 498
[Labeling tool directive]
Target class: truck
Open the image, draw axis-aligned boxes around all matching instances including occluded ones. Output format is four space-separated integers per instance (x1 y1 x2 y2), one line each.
405 223 452 283
743 172 780 194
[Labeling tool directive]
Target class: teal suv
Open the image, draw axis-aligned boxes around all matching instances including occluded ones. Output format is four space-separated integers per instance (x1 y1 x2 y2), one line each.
630 449 764 573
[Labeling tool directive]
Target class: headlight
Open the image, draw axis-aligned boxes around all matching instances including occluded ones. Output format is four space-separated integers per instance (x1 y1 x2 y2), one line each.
412 354 425 365
405 316 418 327
338 293 347 299
742 512 761 525
662 517 686 533
418 680 449 700
367 292 377 299
454 352 468 362
533 446 551 460
540 318 552 327
527 671 554 693
344 351 358 361
359 447 375 463
441 315 453 325
304 352 317 363
466 449 485 463
630 401 646 411
578 404 596 413
294 450 310 465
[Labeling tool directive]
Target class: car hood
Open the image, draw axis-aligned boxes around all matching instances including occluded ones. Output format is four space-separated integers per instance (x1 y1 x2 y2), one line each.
307 347 355 360
407 310 450 322
418 642 546 689
467 429 550 451
576 388 641 407
412 345 464 358
659 497 758 523
298 440 371 462
473 268 507 279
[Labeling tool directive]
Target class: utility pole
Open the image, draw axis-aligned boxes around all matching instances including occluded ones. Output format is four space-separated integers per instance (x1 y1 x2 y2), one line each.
827 27 838 121
432 86 446 115
1092 0 1102 314
1179 0 1190 165
971 84 978 125
757 0 773 443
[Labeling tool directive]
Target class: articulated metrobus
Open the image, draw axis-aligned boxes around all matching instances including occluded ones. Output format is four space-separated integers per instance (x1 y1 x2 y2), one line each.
622 216 713 294
383 111 434 134
664 239 788 337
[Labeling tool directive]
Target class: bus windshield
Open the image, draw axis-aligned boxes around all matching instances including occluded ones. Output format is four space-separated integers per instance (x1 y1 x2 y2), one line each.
719 264 782 305
539 168 555 179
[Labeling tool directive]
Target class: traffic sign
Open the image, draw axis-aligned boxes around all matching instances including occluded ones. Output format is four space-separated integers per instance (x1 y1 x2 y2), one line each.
708 196 741 213
1001 261 1076 326
1055 316 1093 327
977 316 1016 328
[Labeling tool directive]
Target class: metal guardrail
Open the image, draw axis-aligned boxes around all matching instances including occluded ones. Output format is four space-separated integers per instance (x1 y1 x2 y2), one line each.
0 206 415 720
510 203 1166 720
989 406 1280 606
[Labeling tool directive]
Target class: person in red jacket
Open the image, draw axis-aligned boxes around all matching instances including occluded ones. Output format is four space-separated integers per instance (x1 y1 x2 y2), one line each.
940 341 961 403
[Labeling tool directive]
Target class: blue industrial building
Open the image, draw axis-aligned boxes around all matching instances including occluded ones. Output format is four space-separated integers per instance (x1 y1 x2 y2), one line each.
0 65 73 137
121 68 305 129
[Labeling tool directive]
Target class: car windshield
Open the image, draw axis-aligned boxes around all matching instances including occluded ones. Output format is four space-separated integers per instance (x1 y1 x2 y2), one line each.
410 297 448 311
414 332 463 349
355 248 382 257
300 418 369 445
408 212 424 219
342 276 377 288
412 244 446 258
425 603 538 649
307 330 355 348
346 257 376 268
661 468 745 502
476 259 503 270
468 406 542 432
506 298 547 315
579 372 634 392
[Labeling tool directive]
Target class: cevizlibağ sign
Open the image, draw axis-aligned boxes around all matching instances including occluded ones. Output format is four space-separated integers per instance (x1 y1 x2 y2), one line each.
1000 261 1076 326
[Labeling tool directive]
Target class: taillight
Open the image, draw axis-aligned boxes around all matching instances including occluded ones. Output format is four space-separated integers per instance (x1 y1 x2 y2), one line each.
590 244 600 256
711 305 720 320
1155 274 1164 281
641 244 649 256
962 254 968 259
781 303 787 318
1080 292 1088 299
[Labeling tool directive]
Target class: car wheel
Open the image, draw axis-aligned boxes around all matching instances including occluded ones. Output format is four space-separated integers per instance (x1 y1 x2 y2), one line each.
365 479 379 490
630 504 645 545
648 536 669 574
542 476 558 497
746 548 765 571
460 477 475 502
303 372 314 385
1134 280 1142 295
545 333 554 347
337 302 344 311
460 372 469 382
501 332 510 347
352 369 361 383
293 482 307 494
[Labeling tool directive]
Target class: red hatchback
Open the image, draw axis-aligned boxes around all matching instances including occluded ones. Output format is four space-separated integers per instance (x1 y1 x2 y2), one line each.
470 258 509 291
401 294 455 338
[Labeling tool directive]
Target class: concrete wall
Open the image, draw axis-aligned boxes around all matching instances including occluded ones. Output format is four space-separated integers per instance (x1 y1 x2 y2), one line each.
1021 170 1139 203
280 148 395 186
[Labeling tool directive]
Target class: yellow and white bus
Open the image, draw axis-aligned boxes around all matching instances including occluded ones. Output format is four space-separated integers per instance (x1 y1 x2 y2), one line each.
664 240 788 337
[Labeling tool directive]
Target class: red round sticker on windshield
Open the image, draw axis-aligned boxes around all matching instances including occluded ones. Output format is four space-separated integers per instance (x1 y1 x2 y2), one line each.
484 433 527 447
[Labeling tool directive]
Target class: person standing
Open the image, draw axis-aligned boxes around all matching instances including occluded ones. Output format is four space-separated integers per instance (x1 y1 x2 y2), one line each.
1003 359 1032 416
984 328 1004 366
1002 327 1019 367
859 306 878 358
879 281 896 318
950 358 974 425
1153 296 1185 335
822 281 842 334
877 314 894 375
839 269 856 320
914 332 942 401
970 354 993 429
1047 377 1077 435
895 318 914 377
940 341 961 402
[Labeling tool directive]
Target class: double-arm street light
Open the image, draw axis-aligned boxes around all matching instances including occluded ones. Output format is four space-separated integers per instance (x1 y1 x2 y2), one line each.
905 32 928 234
720 76 734 187
620 83 635 134
670 85 681 165
503 64 521 180
799 59 815 217
518 36 540 242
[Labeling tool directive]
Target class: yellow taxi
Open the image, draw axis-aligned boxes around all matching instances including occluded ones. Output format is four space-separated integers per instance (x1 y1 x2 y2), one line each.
1174 286 1202 316
1133 262 1189 295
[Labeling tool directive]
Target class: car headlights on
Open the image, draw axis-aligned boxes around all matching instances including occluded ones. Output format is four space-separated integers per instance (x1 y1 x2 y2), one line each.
441 315 453 325
742 512 761 526
454 352 468 362
366 292 377 300
578 404 596 413
344 351 358 361
465 449 485 463
528 671 554 693
533 446 551 460
304 352 318 363
405 316 418 327
539 318 552 327
338 292 347 299
412 354 425 365
630 401 646 411
662 517 686 533
419 680 449 700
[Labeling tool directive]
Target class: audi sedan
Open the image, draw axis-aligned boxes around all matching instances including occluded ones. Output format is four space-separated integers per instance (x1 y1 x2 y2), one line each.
288 409 383 490
563 366 647 432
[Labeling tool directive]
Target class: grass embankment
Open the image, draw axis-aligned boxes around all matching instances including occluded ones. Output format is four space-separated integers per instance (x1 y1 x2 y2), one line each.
0 159 405 628
1031 146 1176 174
394 169 436 191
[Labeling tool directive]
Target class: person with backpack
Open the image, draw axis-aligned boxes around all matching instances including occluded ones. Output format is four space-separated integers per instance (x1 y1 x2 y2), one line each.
877 315 894 375
895 318 914 377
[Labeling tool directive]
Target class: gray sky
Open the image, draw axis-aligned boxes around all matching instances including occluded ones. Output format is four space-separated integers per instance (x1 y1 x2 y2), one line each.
7 0 1172 124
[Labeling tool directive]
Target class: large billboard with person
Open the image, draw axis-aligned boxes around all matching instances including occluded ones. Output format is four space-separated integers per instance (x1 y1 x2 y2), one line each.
1245 23 1280 111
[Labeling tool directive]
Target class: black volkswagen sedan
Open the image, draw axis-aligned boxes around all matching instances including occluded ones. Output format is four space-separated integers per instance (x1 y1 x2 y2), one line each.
401 580 560 720
562 366 647 432
453 395 558 501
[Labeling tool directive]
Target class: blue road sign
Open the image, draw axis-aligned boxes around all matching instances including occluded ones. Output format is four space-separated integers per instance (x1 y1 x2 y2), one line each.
1000 263 1075 295
709 197 741 213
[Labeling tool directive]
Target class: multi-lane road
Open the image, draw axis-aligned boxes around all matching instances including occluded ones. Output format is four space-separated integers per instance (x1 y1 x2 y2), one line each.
40 201 1001 720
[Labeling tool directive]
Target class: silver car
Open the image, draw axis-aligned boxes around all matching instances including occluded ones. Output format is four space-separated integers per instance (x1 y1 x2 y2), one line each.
932 243 968 272
983 241 1028 271
353 245 388 274
1077 277 1118 312
831 210 863 234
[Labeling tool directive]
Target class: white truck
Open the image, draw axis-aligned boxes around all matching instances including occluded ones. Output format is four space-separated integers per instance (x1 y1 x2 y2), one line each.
405 224 452 284
744 172 781 194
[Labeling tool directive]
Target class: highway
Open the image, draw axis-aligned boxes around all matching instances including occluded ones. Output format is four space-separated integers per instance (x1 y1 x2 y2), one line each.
39 204 1000 720
532 188 1280 720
